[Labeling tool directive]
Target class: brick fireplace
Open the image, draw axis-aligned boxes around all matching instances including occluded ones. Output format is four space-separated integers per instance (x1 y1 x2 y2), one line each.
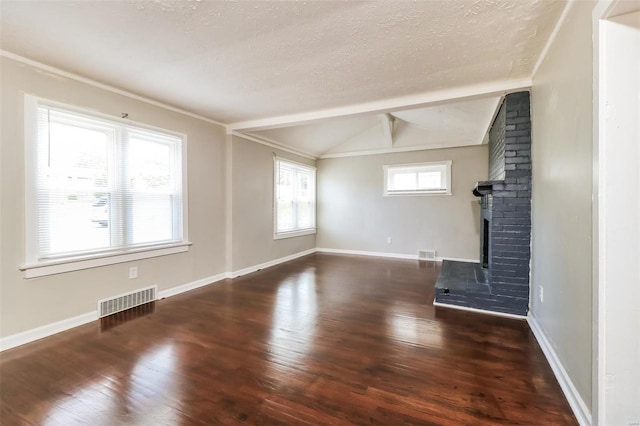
435 91 532 316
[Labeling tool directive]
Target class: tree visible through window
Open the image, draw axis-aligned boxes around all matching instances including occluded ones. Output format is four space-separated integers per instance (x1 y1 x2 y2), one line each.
26 97 185 264
274 158 316 237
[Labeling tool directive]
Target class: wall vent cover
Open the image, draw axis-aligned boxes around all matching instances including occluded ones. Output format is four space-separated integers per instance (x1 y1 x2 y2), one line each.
418 250 437 260
97 285 157 318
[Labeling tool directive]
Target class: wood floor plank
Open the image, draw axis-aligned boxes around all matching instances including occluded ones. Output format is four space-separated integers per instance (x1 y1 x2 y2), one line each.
0 253 576 425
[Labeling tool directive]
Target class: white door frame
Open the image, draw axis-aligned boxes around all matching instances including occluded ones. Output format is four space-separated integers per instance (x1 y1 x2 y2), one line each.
592 1 640 424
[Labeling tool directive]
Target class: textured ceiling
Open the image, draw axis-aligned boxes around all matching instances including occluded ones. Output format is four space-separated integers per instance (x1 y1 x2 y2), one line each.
0 0 566 125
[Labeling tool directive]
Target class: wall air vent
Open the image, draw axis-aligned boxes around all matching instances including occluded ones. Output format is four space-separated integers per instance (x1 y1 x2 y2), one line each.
97 285 157 318
418 250 437 260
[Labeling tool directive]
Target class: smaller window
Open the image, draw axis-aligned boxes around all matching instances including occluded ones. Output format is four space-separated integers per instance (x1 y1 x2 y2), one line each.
274 158 316 239
383 161 452 196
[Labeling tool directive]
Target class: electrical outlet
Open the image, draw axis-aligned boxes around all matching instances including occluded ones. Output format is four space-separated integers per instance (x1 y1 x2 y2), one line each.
539 285 544 303
386 237 392 244
129 266 138 279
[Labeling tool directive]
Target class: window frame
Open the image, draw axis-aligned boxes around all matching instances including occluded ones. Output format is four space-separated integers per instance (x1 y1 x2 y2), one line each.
22 95 190 278
383 161 452 196
273 157 317 240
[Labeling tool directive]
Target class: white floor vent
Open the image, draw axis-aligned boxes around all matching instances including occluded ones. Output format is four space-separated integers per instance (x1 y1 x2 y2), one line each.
98 285 157 318
418 250 437 260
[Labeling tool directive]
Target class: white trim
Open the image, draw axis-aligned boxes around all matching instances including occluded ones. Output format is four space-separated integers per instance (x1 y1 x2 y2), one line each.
274 229 316 240
27 95 191 139
480 95 506 148
317 248 419 260
225 133 234 273
527 314 592 425
319 142 480 159
228 78 532 132
532 0 578 77
383 192 452 197
592 4 640 423
0 311 99 352
24 95 39 263
316 248 477 264
0 272 229 352
273 157 317 238
157 272 230 299
245 132 319 160
383 160 452 196
433 301 527 320
438 256 480 263
22 94 190 278
592 4 608 422
1 50 226 127
231 131 317 160
21 243 191 278
231 248 317 278
4 249 317 351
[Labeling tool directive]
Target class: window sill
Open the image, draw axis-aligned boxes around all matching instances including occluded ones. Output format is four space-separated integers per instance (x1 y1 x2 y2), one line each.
20 242 192 279
274 228 316 240
383 191 452 197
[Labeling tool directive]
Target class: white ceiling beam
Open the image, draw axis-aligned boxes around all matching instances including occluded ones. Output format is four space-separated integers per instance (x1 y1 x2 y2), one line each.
378 114 395 147
230 131 317 160
319 141 481 159
227 77 532 132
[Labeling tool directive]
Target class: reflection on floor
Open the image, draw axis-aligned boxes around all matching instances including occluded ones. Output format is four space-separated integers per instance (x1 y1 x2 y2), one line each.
0 253 575 425
100 301 156 332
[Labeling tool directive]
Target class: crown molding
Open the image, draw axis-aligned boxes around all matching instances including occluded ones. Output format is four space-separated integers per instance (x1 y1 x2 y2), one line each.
0 50 227 128
532 0 578 77
230 131 317 160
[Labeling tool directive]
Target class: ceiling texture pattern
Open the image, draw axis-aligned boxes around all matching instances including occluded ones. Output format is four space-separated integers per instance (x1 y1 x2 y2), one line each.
0 0 568 157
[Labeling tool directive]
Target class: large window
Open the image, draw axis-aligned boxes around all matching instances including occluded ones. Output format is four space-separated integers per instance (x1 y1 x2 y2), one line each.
383 161 452 196
274 158 316 239
23 96 188 277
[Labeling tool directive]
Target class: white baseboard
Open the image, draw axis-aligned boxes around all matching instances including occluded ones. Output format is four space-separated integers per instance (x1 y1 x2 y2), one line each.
527 314 592 426
0 273 229 352
231 248 317 277
316 248 478 264
0 311 98 352
438 256 480 263
0 248 319 352
316 248 419 260
433 301 527 320
0 249 475 353
157 272 230 299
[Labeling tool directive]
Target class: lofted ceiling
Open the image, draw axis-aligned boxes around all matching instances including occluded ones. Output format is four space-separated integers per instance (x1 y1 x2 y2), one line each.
0 0 567 156
251 96 502 158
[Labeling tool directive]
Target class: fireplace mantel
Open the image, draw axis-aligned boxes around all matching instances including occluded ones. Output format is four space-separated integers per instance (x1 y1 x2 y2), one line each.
472 180 502 197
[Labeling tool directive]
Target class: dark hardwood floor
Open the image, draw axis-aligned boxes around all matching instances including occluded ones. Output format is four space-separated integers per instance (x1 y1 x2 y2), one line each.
0 253 576 425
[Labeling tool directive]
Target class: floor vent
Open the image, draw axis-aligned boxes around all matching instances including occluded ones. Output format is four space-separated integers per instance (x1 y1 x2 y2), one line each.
98 285 157 318
418 250 437 260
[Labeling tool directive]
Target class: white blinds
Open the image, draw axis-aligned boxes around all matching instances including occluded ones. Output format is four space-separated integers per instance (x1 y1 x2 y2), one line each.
33 103 183 260
275 159 316 234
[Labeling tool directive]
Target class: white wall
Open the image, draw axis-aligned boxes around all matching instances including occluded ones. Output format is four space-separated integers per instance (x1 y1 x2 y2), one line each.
530 0 595 416
596 9 640 425
0 57 227 338
231 135 316 271
317 146 487 260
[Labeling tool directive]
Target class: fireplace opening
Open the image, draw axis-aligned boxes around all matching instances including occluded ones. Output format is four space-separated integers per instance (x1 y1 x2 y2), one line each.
482 218 489 268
